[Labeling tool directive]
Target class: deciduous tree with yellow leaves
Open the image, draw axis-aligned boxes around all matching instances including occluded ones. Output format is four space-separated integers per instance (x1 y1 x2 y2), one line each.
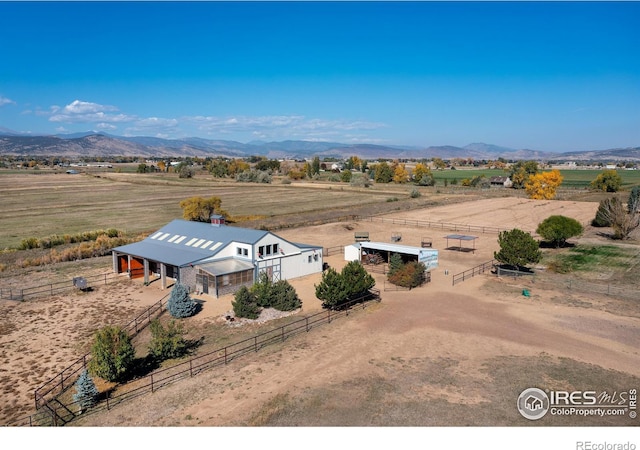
524 169 563 200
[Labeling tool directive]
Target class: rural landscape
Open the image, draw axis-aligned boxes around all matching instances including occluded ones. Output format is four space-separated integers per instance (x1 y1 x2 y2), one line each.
1 154 639 428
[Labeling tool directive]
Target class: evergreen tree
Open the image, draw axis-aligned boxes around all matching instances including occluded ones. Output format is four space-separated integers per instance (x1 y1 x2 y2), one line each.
73 369 99 411
252 271 274 307
341 260 375 299
232 286 261 319
315 262 375 310
315 267 348 310
388 253 403 276
148 319 188 361
494 229 541 269
88 326 135 382
167 283 198 318
271 280 302 311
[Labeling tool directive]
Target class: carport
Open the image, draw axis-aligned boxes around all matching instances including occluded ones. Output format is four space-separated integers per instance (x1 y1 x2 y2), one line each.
444 234 478 253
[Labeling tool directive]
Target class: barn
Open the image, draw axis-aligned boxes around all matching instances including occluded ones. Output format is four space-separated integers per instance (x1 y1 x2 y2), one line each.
112 215 323 297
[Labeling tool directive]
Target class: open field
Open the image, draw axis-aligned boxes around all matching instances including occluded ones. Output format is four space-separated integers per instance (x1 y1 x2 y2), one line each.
3 169 638 250
1 184 639 427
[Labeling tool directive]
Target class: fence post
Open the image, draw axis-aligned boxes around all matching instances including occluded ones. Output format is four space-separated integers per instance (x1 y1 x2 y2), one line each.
225 347 228 364
189 359 193 377
254 336 258 352
150 374 154 393
281 326 285 342
306 317 309 332
328 309 331 324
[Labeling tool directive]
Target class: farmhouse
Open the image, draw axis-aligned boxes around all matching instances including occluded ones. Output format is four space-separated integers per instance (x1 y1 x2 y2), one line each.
489 176 512 187
112 215 323 297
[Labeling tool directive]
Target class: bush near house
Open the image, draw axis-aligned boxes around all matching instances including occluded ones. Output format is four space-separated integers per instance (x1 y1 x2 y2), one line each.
167 283 198 318
88 326 135 382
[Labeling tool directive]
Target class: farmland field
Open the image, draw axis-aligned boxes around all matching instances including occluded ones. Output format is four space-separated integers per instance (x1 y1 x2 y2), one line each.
431 167 640 189
0 171 468 250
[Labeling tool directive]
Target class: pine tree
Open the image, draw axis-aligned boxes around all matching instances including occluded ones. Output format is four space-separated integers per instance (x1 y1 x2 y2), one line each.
271 280 302 311
494 228 541 269
73 369 99 412
167 283 198 318
232 286 261 319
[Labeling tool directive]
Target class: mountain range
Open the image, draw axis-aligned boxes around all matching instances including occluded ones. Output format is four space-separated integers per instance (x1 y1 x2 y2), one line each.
0 129 638 161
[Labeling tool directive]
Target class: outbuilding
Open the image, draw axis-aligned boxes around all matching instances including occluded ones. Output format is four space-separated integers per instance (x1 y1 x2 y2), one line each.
344 241 439 271
112 215 323 297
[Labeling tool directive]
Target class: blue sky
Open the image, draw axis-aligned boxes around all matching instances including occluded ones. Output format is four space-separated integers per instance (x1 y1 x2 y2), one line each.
0 1 638 152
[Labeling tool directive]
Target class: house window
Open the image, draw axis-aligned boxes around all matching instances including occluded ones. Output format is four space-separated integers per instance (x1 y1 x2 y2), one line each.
243 248 248 256
266 245 272 256
259 246 264 256
237 247 242 256
273 243 278 254
308 255 312 263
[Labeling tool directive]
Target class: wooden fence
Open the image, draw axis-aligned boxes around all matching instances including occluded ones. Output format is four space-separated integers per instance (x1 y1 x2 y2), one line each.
358 216 505 235
32 294 169 413
452 260 496 286
0 272 121 301
6 288 381 427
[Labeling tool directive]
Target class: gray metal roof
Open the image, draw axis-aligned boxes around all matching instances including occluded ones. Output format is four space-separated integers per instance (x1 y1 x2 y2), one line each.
113 219 269 267
198 258 255 276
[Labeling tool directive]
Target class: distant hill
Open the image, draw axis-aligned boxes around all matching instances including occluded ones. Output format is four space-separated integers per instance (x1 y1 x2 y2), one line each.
0 131 637 161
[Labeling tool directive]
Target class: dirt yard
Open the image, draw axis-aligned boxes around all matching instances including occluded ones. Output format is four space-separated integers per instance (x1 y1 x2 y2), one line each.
2 197 639 426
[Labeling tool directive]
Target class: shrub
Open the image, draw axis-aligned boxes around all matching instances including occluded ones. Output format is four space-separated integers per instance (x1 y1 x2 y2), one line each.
410 188 422 198
232 286 261 319
88 326 135 382
73 369 99 411
387 261 427 288
340 170 352 182
629 186 640 214
148 319 189 360
167 283 198 318
592 198 617 227
590 169 622 192
536 215 584 248
417 173 435 186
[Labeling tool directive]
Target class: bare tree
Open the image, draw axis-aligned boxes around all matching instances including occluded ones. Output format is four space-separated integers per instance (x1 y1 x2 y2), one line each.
598 196 640 239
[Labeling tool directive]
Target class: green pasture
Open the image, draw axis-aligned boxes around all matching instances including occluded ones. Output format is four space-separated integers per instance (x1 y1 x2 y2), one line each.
432 168 640 189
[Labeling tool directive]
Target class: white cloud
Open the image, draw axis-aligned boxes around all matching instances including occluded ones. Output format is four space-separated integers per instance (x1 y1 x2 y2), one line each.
0 96 16 107
49 100 136 123
188 115 387 140
96 123 117 131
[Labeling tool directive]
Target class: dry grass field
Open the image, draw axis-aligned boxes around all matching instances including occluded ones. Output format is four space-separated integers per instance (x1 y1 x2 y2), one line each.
1 171 639 428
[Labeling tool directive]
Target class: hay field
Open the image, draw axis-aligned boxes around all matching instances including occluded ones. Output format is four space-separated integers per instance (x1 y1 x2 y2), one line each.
0 171 461 249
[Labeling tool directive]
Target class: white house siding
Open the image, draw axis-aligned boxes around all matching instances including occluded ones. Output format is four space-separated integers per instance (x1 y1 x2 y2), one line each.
279 249 323 279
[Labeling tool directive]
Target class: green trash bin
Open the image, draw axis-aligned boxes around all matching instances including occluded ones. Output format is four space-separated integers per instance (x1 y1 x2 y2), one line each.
522 289 530 297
